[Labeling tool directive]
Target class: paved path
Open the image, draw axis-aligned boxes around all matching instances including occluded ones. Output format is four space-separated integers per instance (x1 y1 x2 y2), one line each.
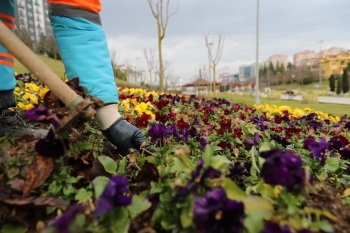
261 94 350 105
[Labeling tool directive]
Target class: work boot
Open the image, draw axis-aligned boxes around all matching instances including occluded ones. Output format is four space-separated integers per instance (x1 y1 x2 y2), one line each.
101 118 147 156
0 109 48 139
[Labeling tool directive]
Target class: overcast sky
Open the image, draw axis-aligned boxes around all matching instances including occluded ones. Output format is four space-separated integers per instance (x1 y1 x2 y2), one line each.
99 0 350 83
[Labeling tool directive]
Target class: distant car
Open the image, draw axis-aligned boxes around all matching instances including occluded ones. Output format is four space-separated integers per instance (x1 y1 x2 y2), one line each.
284 90 295 96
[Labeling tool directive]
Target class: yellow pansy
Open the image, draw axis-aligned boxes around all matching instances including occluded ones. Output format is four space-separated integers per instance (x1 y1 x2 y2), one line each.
39 87 50 99
130 98 138 106
25 83 40 92
23 92 38 104
17 102 34 110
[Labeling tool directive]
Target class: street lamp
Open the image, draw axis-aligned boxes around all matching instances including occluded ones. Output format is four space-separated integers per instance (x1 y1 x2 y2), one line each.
136 57 140 84
255 0 260 104
208 43 213 93
318 40 323 87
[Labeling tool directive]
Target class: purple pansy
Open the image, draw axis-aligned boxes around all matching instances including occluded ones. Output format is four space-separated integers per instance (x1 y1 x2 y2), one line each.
261 222 292 233
148 123 166 143
35 129 69 157
176 159 221 197
193 187 245 233
303 137 328 162
245 139 254 151
49 204 85 233
24 105 60 129
93 175 132 217
199 137 208 150
260 149 305 192
271 134 291 147
254 132 260 145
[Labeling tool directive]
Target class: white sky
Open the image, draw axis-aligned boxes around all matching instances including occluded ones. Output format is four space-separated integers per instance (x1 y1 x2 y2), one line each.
100 0 350 83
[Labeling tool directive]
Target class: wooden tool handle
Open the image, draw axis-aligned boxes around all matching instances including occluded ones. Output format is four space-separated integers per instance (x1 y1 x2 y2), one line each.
0 21 83 108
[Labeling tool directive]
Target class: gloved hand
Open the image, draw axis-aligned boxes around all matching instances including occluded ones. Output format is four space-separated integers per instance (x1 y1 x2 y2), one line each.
101 118 147 156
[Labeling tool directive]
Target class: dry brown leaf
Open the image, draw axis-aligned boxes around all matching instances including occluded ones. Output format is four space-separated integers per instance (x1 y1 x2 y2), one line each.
10 178 25 192
22 155 54 197
233 148 239 158
0 196 68 207
174 146 190 158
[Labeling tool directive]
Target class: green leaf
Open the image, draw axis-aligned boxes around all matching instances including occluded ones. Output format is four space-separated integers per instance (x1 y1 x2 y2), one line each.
48 181 62 196
202 145 213 166
98 156 117 174
118 157 127 174
75 141 93 152
317 170 328 181
92 176 110 199
7 167 19 179
127 195 151 219
244 214 264 233
222 178 247 201
180 198 194 228
324 157 339 172
259 141 271 153
170 157 192 174
111 207 130 233
211 155 232 170
243 196 273 216
75 188 93 202
1 224 28 233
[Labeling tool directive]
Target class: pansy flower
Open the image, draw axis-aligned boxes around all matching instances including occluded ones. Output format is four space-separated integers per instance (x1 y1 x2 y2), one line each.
260 149 305 192
193 187 245 233
93 175 132 217
49 204 85 233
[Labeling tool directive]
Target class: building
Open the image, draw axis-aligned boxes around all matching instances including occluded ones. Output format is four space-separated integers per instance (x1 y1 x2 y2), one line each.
238 65 252 81
320 47 346 59
266 54 288 68
299 58 320 73
293 50 317 67
321 52 350 78
16 0 53 43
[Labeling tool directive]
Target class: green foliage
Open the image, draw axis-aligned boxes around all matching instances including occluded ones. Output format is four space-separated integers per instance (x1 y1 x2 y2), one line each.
336 75 342 95
115 67 127 81
342 69 349 94
329 74 335 92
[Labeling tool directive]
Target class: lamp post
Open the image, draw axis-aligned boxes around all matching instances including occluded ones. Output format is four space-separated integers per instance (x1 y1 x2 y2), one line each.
255 0 260 104
208 43 213 93
136 57 140 84
318 40 323 87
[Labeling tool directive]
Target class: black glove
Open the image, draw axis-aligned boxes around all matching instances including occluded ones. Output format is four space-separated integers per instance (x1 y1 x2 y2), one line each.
101 118 146 156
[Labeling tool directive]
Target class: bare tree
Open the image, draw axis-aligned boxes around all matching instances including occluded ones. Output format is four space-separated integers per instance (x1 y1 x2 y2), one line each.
154 59 172 90
164 61 173 91
144 48 156 88
205 34 225 94
110 49 120 78
147 0 179 91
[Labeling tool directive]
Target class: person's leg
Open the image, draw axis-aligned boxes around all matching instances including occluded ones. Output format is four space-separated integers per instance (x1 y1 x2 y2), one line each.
0 0 47 138
48 1 146 155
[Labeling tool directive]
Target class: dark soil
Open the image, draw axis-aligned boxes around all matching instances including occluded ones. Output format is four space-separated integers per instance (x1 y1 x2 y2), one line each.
305 184 350 233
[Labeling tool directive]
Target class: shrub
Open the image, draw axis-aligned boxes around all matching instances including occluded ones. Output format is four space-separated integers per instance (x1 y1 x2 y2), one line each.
302 93 318 104
342 69 349 94
336 75 342 95
267 91 281 100
329 74 335 92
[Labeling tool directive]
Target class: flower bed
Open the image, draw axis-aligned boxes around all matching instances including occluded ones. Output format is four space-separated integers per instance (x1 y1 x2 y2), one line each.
0 74 349 233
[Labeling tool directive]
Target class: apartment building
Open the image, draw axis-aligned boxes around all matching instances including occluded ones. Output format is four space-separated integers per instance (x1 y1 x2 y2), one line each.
321 52 350 78
15 0 53 43
266 54 288 68
293 50 317 67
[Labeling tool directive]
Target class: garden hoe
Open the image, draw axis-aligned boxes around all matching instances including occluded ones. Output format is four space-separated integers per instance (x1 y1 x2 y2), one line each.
0 21 96 133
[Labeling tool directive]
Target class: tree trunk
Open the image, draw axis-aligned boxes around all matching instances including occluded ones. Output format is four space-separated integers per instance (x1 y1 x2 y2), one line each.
157 27 164 91
213 64 216 94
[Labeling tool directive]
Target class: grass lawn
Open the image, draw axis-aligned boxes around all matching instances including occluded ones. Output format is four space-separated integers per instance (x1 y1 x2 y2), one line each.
205 93 348 117
14 54 140 88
